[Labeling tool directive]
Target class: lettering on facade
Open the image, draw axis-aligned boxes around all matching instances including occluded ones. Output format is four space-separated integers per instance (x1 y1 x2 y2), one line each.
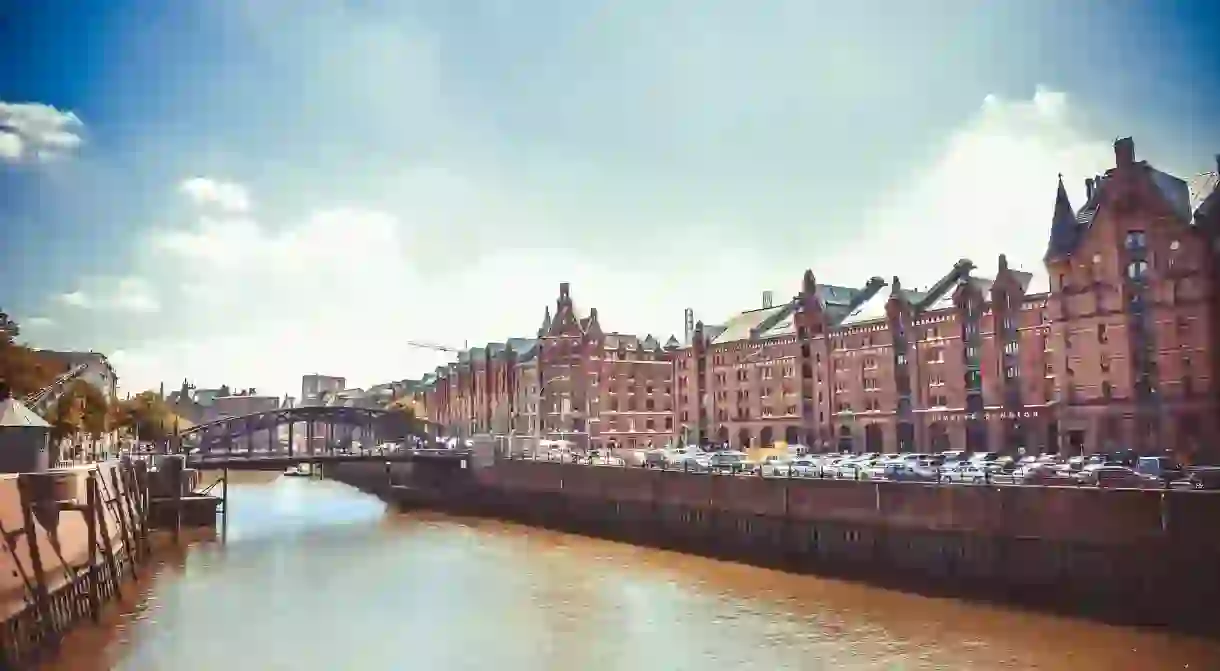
928 410 1040 423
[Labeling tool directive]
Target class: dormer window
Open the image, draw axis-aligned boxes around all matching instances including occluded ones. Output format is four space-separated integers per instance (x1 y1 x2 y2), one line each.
1125 231 1147 250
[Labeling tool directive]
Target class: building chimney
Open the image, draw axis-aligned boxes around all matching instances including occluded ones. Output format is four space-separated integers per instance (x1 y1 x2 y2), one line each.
1085 177 1094 200
683 308 694 344
1114 137 1135 167
762 291 774 309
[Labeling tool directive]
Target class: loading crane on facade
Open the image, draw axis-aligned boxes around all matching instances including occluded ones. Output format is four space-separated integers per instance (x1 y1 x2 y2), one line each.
406 340 468 354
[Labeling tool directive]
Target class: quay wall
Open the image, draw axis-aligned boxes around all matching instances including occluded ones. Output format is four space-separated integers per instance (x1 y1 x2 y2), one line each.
328 459 1220 636
0 462 147 667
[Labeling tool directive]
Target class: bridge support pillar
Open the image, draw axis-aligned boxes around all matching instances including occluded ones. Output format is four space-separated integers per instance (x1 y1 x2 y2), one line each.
288 421 295 458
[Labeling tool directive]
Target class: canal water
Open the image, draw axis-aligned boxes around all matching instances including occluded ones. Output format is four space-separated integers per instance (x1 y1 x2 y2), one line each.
48 474 1220 670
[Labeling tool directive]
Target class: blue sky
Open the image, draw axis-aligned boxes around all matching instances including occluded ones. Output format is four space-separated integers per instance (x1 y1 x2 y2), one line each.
2 0 1218 397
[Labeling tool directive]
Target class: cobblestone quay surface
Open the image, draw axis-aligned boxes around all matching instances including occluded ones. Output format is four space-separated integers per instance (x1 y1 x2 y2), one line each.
330 458 1220 638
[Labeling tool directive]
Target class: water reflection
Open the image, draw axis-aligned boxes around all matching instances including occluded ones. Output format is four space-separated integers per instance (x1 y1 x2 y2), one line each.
46 476 1220 670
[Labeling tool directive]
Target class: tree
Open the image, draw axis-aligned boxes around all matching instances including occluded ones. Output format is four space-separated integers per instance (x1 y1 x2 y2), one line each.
0 310 17 346
382 398 424 441
0 318 63 399
47 391 86 444
112 390 193 443
43 380 110 461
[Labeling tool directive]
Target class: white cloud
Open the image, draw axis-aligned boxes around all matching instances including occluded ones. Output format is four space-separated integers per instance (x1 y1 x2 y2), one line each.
50 278 161 314
815 85 1114 292
56 291 91 308
109 277 161 314
97 86 1120 398
23 316 55 328
0 101 84 163
179 177 252 213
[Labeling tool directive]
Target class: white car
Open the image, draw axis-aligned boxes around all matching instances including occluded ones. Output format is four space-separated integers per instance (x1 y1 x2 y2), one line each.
941 463 988 484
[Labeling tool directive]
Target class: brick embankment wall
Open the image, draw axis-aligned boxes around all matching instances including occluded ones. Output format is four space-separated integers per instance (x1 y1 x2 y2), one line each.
0 463 146 667
327 460 1220 637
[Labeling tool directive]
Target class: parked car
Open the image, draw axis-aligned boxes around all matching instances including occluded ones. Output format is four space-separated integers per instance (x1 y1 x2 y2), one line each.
1015 463 1061 484
709 450 749 474
836 461 868 480
889 463 940 482
941 462 988 484
1135 456 1186 483
672 454 712 473
1180 466 1220 490
1078 464 1147 487
643 449 669 468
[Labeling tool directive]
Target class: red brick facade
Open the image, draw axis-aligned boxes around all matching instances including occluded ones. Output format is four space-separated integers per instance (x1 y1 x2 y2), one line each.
415 283 679 451
417 138 1219 462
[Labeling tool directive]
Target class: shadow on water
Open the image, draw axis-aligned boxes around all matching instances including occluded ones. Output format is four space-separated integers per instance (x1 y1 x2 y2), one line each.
42 478 1220 671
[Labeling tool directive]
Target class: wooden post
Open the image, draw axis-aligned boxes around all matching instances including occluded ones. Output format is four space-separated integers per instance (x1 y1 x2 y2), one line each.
84 472 101 622
16 476 57 647
91 475 121 602
167 456 184 543
122 462 144 562
108 467 138 579
133 461 152 559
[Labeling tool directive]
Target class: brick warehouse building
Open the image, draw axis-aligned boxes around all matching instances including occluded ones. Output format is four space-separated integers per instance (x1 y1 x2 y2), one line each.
416 138 1219 462
416 282 681 452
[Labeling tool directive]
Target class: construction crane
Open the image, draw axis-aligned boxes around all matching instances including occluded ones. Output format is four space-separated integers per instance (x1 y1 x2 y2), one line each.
406 340 467 353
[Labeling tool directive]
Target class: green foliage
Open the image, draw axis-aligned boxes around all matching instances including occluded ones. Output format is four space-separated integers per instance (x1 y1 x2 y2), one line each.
382 399 424 441
45 379 109 442
0 340 63 399
112 390 193 442
0 310 17 346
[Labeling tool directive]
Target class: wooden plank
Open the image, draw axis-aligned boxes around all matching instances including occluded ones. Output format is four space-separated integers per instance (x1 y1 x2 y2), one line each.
108 468 138 580
85 472 100 622
15 476 57 649
90 474 122 601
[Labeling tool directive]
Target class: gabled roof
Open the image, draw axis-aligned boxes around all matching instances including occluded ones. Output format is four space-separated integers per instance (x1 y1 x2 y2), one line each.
838 283 891 326
1189 170 1219 221
1051 149 1211 261
0 397 50 428
816 284 865 324
711 305 789 344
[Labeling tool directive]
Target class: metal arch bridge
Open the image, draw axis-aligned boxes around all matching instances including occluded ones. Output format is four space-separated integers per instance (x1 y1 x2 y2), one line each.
175 405 445 468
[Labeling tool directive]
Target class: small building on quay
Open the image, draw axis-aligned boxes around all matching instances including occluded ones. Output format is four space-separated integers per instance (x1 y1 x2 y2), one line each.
0 385 52 473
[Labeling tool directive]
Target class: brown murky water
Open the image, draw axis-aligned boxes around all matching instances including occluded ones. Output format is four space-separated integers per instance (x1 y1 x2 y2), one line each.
46 475 1220 670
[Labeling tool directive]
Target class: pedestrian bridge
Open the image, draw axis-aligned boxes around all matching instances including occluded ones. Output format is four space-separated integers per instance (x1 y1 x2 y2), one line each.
175 405 448 469
184 448 472 471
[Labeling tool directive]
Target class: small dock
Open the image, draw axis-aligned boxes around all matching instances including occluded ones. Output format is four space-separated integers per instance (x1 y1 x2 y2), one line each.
148 496 221 530
144 455 229 534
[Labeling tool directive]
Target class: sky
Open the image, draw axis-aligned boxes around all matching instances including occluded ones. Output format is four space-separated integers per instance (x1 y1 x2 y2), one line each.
2 0 1219 398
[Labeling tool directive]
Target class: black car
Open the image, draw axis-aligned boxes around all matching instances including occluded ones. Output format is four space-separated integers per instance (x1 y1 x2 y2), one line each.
1182 466 1220 490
